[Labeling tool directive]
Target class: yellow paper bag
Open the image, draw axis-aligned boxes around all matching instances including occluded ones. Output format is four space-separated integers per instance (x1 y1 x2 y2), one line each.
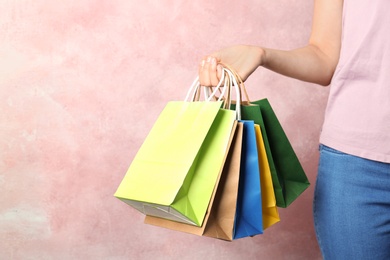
254 124 280 229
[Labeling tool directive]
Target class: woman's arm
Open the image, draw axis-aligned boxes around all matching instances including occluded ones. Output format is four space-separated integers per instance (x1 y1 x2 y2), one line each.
199 0 343 87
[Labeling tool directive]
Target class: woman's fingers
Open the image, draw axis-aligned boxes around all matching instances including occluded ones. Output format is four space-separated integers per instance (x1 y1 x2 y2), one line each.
208 57 220 87
198 58 210 86
199 56 220 87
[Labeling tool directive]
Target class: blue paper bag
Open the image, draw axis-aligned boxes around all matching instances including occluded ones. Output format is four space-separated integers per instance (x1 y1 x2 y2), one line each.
233 120 263 239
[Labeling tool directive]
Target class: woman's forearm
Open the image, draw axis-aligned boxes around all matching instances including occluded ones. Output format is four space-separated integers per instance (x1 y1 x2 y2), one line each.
262 45 338 86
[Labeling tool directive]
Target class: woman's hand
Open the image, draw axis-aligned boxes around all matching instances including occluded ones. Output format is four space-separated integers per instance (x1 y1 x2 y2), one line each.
198 45 264 87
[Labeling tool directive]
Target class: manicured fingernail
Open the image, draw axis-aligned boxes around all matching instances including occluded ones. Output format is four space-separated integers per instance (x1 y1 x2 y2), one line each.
217 65 222 77
206 56 211 63
211 58 216 65
201 59 205 67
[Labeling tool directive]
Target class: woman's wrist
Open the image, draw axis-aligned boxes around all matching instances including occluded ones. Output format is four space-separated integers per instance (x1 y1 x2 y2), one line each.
258 46 267 67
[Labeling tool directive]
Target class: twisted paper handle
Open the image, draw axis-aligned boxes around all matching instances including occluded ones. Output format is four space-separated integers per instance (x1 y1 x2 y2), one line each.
184 65 242 120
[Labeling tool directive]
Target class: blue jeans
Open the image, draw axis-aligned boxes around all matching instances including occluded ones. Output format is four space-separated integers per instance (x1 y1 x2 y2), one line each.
314 145 390 259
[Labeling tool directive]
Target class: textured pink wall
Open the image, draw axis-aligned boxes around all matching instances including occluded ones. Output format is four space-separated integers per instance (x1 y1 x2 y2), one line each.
0 1 329 259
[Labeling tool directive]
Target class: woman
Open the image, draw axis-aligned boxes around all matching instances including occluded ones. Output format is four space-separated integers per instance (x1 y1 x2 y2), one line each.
199 0 390 258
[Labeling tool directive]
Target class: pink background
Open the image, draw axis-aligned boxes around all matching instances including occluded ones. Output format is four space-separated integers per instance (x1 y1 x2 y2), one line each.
0 1 329 259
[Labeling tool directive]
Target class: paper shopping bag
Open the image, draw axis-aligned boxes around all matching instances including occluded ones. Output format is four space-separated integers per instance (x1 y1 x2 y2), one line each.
145 122 243 241
252 99 310 208
254 124 280 229
232 99 310 208
202 123 242 240
233 120 263 239
115 101 236 226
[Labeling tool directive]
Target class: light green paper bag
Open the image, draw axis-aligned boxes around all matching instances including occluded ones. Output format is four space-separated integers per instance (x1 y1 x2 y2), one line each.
115 101 236 226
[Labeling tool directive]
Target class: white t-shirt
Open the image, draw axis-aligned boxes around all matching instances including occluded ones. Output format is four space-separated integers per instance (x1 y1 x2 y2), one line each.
320 0 390 163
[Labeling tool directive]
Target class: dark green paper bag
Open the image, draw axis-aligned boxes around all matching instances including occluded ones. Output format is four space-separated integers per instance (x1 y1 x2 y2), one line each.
232 99 310 208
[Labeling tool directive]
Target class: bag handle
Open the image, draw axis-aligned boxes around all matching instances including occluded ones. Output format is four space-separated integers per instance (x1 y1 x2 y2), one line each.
185 71 227 103
218 62 251 103
184 67 242 120
203 67 242 120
